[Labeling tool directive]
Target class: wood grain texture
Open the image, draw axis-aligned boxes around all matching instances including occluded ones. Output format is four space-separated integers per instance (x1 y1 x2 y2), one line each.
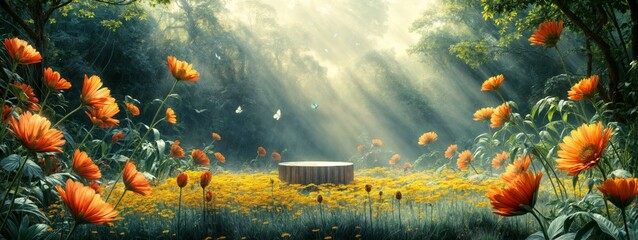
278 161 354 185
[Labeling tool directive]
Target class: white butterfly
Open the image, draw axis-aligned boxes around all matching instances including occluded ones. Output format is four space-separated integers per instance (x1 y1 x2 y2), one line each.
311 101 318 110
235 106 243 114
273 109 281 120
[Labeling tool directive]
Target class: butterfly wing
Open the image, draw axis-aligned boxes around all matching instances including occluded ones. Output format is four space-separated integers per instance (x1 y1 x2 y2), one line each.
274 109 281 120
235 106 243 114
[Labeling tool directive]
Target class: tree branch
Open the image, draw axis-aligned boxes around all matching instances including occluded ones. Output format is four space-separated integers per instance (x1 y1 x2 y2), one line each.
552 0 616 103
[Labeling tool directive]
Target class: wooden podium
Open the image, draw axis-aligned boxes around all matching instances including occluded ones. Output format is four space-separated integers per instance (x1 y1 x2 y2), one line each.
278 161 354 185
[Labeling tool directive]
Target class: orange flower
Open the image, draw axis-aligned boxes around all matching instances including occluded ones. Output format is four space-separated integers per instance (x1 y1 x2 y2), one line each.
492 152 509 169
271 151 282 161
556 122 612 176
122 160 151 196
211 132 221 141
89 181 102 194
529 20 563 48
177 173 188 188
490 103 511 128
444 144 457 158
112 131 125 144
500 154 532 182
257 146 267 157
206 190 213 202
372 139 383 147
2 105 12 123
125 102 140 116
200 171 212 189
166 108 177 124
597 178 638 209
481 74 504 91
191 149 210 166
86 102 120 128
473 107 494 121
487 171 543 216
356 145 364 152
8 111 65 152
44 67 71 91
4 38 42 65
456 150 473 171
169 140 185 158
389 154 401 166
167 56 199 82
81 75 114 109
418 132 437 146
13 82 40 111
56 179 120 225
568 75 599 101
72 150 101 181
215 152 226 163
403 162 412 170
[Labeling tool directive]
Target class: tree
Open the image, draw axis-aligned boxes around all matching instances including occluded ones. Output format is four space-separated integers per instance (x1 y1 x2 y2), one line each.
0 0 169 94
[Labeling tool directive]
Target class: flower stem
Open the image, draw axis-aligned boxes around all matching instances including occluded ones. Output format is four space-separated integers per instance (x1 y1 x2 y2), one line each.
177 187 182 240
129 80 178 160
555 45 572 85
0 63 17 110
622 207 632 240
39 90 51 114
64 223 78 240
53 104 83 128
0 151 31 230
469 162 480 175
113 190 127 210
104 80 178 202
531 209 549 240
78 124 96 149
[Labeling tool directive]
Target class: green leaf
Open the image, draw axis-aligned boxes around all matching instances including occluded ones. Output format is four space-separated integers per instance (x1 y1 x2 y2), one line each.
609 169 632 179
574 220 598 240
0 154 22 171
525 231 546 240
2 197 47 221
156 140 166 159
23 160 44 179
547 215 570 239
588 213 621 239
572 174 579 192
553 233 576 240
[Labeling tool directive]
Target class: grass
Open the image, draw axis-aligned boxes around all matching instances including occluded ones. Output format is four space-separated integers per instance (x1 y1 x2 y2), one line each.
45 168 543 239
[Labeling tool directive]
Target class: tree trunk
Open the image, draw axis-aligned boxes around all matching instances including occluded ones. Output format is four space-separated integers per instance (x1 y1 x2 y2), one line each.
629 0 638 60
553 0 618 103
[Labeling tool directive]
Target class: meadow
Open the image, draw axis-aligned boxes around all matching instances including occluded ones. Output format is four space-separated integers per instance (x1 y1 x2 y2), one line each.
2 1 638 240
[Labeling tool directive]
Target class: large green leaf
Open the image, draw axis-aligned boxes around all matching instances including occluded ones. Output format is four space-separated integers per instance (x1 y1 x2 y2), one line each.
0 154 21 172
547 215 570 239
588 213 622 239
2 197 47 221
22 160 44 179
18 216 50 240
525 231 545 240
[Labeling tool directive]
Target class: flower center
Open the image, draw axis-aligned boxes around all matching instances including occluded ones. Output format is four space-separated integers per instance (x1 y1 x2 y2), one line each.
578 144 597 164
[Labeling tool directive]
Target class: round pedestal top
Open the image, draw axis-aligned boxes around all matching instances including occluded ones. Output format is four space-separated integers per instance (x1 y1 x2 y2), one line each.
278 161 353 167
